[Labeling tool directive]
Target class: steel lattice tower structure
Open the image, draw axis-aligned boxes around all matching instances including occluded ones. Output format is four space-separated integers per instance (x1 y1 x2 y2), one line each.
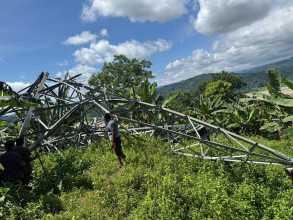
1 72 293 172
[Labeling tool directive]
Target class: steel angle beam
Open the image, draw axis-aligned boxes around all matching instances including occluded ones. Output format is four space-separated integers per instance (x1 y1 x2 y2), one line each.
106 100 293 166
1 71 293 167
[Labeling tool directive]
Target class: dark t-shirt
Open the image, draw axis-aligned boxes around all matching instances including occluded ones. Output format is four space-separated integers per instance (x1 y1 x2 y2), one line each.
0 151 24 182
14 146 32 175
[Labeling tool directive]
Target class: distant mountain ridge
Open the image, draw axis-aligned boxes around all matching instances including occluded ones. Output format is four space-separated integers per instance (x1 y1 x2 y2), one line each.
157 57 293 96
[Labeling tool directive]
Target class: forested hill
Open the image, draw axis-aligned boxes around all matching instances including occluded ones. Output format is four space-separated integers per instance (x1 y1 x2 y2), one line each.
157 56 293 96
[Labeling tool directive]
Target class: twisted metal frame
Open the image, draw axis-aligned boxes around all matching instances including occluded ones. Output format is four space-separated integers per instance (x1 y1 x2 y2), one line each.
1 72 293 166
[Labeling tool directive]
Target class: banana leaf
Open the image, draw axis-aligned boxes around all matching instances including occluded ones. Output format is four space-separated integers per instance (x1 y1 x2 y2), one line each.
267 68 281 91
211 95 222 108
283 115 293 123
233 109 242 123
260 122 282 132
227 123 240 129
264 83 285 98
1 82 41 107
284 127 293 135
271 98 293 107
142 82 148 102
0 122 7 126
247 108 256 123
161 92 178 108
200 102 209 114
281 127 293 140
151 82 157 97
212 109 231 114
253 93 276 102
282 78 293 90
0 96 41 107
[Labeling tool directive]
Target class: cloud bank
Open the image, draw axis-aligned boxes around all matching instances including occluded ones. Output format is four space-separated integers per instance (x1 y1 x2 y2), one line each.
81 0 188 22
191 0 271 35
73 39 172 65
60 27 172 85
159 1 293 85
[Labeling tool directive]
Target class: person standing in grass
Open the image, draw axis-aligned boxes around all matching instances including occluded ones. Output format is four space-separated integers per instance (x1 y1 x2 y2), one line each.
0 140 26 185
104 113 126 168
14 137 38 183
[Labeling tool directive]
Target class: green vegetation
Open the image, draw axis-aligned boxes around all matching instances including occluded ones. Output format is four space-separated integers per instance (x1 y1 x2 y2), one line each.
1 135 293 219
2 55 293 219
166 68 293 139
158 57 293 96
88 54 154 95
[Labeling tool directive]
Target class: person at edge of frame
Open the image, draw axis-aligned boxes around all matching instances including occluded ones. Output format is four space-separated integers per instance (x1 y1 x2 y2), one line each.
14 137 38 184
104 113 126 168
0 140 28 188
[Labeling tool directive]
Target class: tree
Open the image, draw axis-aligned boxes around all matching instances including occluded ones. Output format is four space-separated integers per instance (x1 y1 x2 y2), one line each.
194 81 208 97
205 80 232 101
209 71 247 90
88 55 154 95
194 71 247 100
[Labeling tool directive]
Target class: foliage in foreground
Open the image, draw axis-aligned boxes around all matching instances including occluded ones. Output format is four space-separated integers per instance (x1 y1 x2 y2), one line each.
166 69 293 140
1 135 293 219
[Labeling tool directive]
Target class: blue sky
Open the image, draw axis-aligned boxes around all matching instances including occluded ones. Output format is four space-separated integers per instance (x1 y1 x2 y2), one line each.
1 0 293 91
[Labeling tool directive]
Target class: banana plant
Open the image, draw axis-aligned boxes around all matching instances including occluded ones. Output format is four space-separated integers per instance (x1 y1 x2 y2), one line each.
128 81 178 123
190 94 226 125
240 69 293 138
214 100 264 135
0 82 41 108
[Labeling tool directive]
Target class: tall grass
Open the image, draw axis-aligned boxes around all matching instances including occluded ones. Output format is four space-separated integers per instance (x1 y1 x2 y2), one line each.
1 135 293 219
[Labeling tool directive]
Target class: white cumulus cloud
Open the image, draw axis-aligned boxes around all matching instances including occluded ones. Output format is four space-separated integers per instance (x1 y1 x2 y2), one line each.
7 81 31 93
100 29 108 37
81 0 188 23
191 0 271 35
160 2 293 85
56 64 97 84
62 31 97 46
73 39 172 65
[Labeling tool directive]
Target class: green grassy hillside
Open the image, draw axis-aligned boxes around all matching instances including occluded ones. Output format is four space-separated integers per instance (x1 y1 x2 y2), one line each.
157 57 293 96
1 135 293 219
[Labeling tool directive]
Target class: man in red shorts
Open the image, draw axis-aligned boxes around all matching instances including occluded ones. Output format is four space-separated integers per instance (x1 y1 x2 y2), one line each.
104 113 126 168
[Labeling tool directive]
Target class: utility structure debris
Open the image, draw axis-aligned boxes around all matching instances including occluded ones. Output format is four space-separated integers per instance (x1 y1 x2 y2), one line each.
1 72 293 172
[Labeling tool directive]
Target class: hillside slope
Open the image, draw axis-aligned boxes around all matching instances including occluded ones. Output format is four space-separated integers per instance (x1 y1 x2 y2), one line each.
2 135 293 219
157 57 293 96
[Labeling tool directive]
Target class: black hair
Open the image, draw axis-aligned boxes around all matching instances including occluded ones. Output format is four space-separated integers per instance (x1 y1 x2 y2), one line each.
4 140 15 151
16 137 24 146
104 113 111 121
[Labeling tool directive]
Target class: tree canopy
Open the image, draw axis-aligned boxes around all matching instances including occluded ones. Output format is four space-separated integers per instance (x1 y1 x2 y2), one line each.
88 55 154 95
205 80 232 101
194 71 247 99
209 71 247 90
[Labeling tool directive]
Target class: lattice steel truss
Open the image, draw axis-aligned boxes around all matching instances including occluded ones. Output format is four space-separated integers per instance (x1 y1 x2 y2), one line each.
1 72 293 166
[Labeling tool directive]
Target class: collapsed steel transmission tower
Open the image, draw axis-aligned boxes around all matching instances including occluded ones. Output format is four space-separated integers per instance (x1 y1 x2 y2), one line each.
1 72 293 167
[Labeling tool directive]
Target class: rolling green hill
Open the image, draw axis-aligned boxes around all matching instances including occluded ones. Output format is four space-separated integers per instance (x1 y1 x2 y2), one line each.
157 57 293 96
